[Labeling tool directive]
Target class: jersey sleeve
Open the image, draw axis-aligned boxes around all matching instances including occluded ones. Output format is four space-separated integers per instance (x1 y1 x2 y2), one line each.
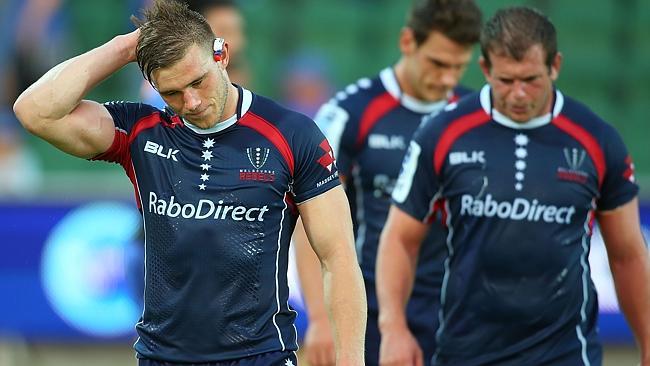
92 102 160 165
597 125 639 210
291 115 342 204
313 100 358 178
391 117 441 221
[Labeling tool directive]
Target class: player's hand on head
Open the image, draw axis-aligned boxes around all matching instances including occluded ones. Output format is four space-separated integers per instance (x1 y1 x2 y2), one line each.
303 317 336 366
379 324 423 366
120 28 140 63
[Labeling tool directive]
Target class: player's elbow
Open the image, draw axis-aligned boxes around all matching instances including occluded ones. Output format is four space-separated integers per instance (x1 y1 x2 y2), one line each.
13 93 49 136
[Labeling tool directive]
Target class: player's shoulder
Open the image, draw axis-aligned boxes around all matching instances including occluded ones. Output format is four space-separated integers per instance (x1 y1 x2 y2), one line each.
331 74 384 109
246 92 323 142
556 92 616 137
102 101 180 129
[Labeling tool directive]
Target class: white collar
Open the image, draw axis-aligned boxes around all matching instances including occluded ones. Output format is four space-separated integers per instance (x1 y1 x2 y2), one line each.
379 67 449 114
184 88 253 134
479 84 564 130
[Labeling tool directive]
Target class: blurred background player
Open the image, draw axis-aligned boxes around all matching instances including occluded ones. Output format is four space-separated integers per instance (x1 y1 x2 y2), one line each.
378 6 650 365
293 0 482 365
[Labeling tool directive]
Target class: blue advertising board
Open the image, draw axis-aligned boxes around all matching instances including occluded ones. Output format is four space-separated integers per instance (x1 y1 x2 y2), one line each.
0 200 648 343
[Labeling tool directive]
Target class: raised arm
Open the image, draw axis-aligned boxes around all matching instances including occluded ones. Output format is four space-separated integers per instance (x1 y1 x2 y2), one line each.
376 205 429 366
13 29 140 158
597 197 650 365
298 185 366 366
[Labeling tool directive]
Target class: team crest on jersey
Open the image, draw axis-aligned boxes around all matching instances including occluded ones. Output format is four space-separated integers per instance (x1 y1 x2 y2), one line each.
317 139 336 173
623 155 636 183
557 147 589 184
241 147 275 182
247 147 270 169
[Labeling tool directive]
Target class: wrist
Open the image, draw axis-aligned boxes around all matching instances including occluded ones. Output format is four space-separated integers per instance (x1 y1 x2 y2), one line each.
378 311 408 333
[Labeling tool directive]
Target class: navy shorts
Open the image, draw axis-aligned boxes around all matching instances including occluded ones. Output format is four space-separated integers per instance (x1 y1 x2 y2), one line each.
365 277 438 366
138 351 298 366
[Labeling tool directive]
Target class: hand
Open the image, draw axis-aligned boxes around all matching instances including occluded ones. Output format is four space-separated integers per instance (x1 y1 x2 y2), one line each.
303 318 336 366
119 28 140 63
379 324 423 366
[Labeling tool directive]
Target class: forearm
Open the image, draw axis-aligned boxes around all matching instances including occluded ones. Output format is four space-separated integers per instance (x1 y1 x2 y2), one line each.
323 255 366 365
376 237 417 332
294 219 329 324
14 33 135 123
610 253 650 360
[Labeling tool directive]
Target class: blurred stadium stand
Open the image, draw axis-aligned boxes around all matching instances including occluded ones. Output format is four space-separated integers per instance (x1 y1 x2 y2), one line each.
0 0 648 365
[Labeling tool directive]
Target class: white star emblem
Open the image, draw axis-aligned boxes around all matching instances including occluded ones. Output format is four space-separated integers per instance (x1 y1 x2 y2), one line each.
515 148 528 159
200 174 210 181
202 150 213 161
515 160 527 170
200 164 211 171
198 184 206 190
514 134 529 146
284 359 295 366
203 138 215 149
515 172 525 181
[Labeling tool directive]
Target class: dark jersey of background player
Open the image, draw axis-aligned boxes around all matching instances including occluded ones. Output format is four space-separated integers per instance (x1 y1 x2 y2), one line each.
94 86 340 362
392 85 638 365
315 67 471 364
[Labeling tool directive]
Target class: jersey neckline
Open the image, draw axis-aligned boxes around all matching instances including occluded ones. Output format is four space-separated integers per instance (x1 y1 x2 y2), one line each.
479 84 565 130
379 67 449 115
183 85 253 135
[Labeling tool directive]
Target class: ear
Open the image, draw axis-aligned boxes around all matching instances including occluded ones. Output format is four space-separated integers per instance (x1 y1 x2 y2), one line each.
213 38 230 67
478 55 491 81
399 27 417 55
549 52 562 81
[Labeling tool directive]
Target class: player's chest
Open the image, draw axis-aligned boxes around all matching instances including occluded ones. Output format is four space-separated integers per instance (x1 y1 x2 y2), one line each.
355 111 424 177
442 127 599 205
131 128 292 196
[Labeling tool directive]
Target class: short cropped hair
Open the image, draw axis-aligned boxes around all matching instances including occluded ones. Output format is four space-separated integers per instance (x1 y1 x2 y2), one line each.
406 0 482 46
184 0 238 15
480 6 558 69
131 0 215 84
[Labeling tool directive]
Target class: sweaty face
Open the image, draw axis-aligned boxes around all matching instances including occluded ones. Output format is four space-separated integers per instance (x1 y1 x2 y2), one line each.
153 44 229 129
402 30 474 102
481 44 561 123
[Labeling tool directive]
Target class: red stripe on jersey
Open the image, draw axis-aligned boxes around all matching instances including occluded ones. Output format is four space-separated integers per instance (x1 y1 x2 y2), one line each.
553 115 606 187
240 112 295 176
92 129 142 209
434 109 491 175
129 112 163 145
425 198 448 227
285 194 298 216
356 92 399 147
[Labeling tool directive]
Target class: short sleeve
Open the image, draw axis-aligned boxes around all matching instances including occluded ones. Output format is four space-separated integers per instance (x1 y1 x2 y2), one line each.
597 126 639 210
291 117 341 203
92 102 160 165
313 101 357 178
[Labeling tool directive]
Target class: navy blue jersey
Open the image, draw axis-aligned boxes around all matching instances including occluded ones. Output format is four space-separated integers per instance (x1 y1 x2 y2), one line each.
93 87 340 362
393 85 638 365
314 67 472 364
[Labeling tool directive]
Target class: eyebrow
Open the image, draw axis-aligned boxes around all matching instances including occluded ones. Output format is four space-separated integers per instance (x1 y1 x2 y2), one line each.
157 72 208 94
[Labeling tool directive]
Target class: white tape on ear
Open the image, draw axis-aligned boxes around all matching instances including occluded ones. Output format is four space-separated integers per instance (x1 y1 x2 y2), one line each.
213 38 225 61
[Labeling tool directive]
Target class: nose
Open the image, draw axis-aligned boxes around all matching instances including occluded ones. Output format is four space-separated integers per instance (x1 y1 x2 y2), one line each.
512 81 527 98
183 89 201 112
440 69 461 89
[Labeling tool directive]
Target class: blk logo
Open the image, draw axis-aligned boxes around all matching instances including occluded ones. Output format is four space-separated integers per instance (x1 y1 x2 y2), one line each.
449 151 485 165
317 139 336 173
144 140 179 162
